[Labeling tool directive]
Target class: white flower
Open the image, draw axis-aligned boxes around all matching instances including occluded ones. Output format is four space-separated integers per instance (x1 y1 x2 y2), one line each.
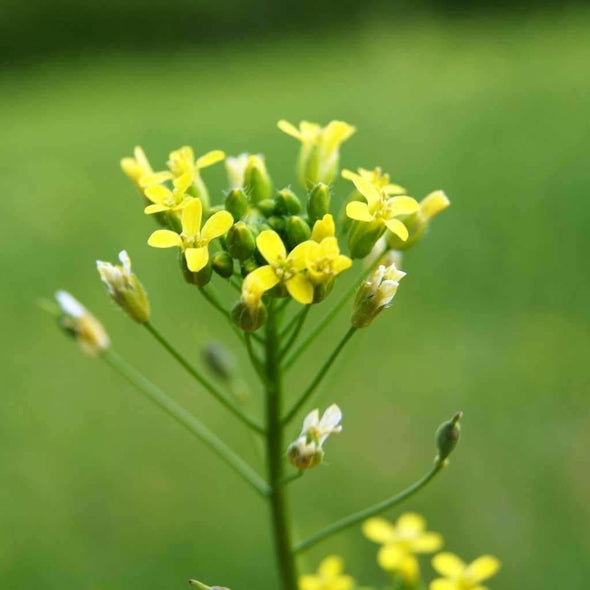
225 153 250 189
55 290 110 356
288 405 342 470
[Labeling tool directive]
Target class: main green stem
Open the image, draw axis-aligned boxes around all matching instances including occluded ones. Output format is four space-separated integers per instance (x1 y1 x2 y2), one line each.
264 301 298 590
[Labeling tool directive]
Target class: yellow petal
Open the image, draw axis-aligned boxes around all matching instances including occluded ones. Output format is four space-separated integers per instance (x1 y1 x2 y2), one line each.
245 265 279 292
410 532 444 553
466 556 500 583
287 240 314 271
311 213 335 241
318 236 339 258
140 171 173 187
147 230 181 248
385 218 409 241
318 555 343 577
384 183 407 195
299 575 321 590
323 120 356 153
348 173 381 207
256 230 286 265
341 169 358 181
185 247 209 272
346 201 373 222
133 146 151 172
285 274 313 304
396 512 426 535
173 172 192 194
201 211 234 241
333 255 352 273
277 119 302 141
388 196 420 216
196 150 225 169
432 553 466 577
378 544 406 570
144 185 172 204
430 579 459 590
332 576 354 590
420 190 450 220
363 517 396 543
144 203 169 215
181 199 202 236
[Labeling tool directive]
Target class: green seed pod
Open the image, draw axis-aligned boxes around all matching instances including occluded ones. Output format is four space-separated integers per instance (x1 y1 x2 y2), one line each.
435 412 463 463
211 251 234 278
275 188 302 215
285 216 311 249
226 221 256 260
347 219 385 259
179 251 212 287
244 155 273 203
231 299 267 332
307 183 331 225
224 188 249 220
257 198 276 217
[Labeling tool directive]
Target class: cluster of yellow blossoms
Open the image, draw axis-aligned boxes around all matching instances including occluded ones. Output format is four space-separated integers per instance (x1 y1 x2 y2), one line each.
119 120 449 333
302 512 500 590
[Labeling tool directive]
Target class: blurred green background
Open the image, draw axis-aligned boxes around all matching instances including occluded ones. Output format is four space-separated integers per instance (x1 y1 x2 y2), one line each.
1 4 589 589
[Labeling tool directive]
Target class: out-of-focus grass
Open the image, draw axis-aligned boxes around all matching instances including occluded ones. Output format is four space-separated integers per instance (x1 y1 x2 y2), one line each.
1 11 589 590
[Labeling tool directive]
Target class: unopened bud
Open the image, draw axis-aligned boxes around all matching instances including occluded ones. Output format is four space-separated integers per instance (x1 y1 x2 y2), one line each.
285 216 311 249
211 251 234 278
244 154 273 203
225 188 249 220
275 188 302 215
226 221 256 260
202 342 236 381
232 276 267 331
267 215 286 233
386 190 450 251
435 411 462 463
225 153 249 189
307 183 331 225
257 198 276 217
54 291 110 357
351 263 406 328
288 438 324 470
348 219 385 259
97 251 151 323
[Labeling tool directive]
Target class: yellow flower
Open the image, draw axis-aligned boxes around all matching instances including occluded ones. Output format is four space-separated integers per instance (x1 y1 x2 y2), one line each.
346 167 406 195
120 146 153 186
147 199 233 272
142 173 193 216
363 513 443 584
299 555 354 590
305 237 352 286
278 119 355 188
55 291 110 357
343 170 419 242
311 214 336 242
244 230 314 304
430 553 500 590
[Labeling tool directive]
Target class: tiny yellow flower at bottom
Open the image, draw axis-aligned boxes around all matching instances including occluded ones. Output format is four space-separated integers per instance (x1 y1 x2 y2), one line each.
430 552 500 590
299 555 354 590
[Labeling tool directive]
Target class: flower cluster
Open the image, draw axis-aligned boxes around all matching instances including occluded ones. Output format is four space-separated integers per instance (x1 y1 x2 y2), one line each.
301 513 500 590
118 120 449 333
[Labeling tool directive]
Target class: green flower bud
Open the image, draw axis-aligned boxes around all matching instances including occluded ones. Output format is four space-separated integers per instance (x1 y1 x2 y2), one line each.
285 216 311 249
275 188 302 215
179 251 212 287
307 183 331 225
347 219 385 259
267 215 286 233
244 154 273 203
224 188 249 220
240 257 259 277
257 198 276 217
231 298 267 332
96 251 151 324
435 411 462 463
288 439 324 470
201 342 236 382
226 222 256 260
211 251 234 278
